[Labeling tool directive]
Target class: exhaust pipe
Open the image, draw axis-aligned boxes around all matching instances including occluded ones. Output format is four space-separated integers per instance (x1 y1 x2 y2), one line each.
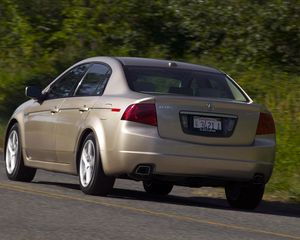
135 164 153 176
253 173 265 184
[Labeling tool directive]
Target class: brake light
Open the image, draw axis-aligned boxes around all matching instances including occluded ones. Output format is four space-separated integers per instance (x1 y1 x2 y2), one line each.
256 112 275 135
121 103 157 126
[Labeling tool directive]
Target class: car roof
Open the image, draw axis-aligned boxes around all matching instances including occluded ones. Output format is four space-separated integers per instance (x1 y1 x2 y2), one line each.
78 56 222 74
115 57 221 74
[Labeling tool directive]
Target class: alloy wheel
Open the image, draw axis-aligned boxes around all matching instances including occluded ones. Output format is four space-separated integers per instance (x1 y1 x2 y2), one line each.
79 140 96 187
6 130 19 174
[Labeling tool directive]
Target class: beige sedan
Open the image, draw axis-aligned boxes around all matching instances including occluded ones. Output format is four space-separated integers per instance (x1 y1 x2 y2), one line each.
4 57 276 209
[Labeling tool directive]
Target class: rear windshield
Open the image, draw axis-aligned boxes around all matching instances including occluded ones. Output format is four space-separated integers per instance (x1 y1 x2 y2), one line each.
124 66 248 102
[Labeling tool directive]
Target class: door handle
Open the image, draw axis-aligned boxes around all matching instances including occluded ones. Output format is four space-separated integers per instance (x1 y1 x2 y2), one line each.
51 107 60 114
79 106 89 112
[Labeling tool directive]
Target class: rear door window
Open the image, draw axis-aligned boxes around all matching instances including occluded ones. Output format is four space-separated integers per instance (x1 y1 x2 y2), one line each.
75 63 111 96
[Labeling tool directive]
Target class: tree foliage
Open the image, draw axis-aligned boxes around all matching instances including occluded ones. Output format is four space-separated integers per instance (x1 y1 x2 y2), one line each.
0 0 299 200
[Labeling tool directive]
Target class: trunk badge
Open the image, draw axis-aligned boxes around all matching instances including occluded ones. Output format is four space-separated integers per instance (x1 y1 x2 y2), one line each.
206 103 215 111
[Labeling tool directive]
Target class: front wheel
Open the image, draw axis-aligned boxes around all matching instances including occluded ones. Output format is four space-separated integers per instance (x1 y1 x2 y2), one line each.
79 133 115 196
5 123 36 182
143 180 173 196
225 183 265 210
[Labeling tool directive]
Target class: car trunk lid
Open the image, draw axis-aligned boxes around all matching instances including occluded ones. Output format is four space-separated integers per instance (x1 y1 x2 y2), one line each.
155 96 261 146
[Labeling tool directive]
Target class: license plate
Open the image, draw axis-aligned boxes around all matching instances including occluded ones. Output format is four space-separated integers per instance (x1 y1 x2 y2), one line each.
193 116 222 132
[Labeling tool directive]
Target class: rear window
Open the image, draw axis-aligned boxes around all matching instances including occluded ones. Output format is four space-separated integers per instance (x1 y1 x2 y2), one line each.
124 66 248 102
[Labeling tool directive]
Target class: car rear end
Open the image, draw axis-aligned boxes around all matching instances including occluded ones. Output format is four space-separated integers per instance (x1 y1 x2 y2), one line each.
111 58 276 188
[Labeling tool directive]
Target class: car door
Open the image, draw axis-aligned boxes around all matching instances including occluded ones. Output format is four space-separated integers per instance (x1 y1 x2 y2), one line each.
23 63 91 162
55 63 112 164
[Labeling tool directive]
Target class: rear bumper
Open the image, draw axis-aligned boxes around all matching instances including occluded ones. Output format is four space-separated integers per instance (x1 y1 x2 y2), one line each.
101 123 275 183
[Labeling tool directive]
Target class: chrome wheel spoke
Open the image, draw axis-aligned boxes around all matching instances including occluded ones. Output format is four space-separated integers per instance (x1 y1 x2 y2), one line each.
82 167 86 180
12 132 16 147
87 142 92 157
10 155 15 169
8 140 13 152
85 165 91 184
82 149 89 166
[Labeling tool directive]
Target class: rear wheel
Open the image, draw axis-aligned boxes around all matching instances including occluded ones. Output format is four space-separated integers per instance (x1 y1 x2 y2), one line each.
225 183 265 210
79 133 115 196
143 180 173 196
5 123 36 182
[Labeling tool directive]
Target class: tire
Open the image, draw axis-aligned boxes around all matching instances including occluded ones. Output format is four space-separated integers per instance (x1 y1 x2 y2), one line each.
78 133 115 196
5 123 36 182
225 183 265 210
143 180 173 196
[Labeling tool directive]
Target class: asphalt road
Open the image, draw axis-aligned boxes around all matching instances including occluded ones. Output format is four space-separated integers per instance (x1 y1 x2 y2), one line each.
0 153 299 240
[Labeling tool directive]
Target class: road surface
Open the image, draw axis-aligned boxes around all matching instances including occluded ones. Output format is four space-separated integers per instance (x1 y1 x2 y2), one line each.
0 153 299 240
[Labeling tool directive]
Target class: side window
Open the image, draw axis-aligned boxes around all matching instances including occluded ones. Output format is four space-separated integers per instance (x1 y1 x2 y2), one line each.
75 63 111 96
47 64 90 99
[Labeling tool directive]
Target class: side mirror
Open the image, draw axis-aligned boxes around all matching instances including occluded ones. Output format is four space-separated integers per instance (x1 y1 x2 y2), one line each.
25 86 42 101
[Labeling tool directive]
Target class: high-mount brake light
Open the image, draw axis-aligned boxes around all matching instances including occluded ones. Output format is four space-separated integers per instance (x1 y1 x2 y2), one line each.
121 103 157 126
256 112 275 135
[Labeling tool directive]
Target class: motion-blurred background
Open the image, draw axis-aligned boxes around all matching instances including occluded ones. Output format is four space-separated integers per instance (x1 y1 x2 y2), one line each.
0 0 299 202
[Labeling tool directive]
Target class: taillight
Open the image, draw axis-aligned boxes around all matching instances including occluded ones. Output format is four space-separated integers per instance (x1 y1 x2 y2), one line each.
256 112 275 135
121 103 157 126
